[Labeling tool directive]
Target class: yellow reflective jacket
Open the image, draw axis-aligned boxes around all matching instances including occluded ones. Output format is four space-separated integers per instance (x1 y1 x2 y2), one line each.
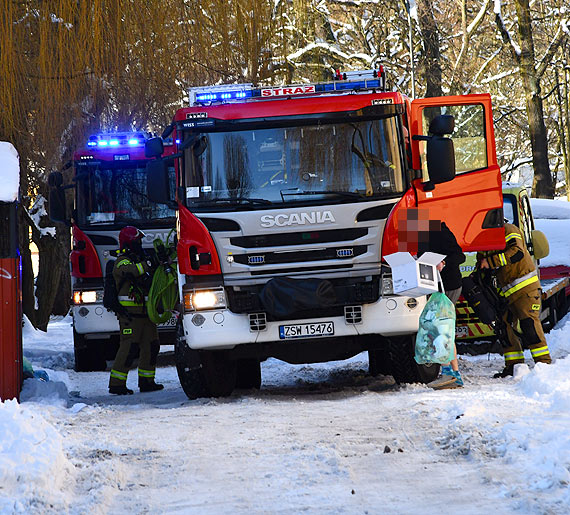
477 223 540 302
113 252 154 315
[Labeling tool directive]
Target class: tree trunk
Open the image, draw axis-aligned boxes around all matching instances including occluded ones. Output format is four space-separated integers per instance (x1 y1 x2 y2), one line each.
18 207 37 328
34 224 69 329
514 0 554 198
416 0 443 98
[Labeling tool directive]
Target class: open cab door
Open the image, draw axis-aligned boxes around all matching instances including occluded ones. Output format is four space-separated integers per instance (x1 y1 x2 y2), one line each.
410 94 505 251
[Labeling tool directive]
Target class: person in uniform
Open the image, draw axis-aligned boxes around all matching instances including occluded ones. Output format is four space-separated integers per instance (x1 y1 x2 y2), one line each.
477 223 552 377
109 226 164 395
421 220 466 389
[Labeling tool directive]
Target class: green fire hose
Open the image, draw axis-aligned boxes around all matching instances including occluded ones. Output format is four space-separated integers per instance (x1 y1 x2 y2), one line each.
147 231 179 325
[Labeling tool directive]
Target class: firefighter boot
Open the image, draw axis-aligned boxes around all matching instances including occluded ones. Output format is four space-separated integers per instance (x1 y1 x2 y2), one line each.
109 385 134 395
493 364 516 378
139 377 164 392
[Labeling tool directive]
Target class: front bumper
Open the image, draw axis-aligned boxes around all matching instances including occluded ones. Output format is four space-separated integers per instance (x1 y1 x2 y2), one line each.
183 295 426 350
72 303 177 336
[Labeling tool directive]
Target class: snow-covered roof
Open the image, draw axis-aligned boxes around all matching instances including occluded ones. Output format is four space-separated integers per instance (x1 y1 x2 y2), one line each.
0 142 20 203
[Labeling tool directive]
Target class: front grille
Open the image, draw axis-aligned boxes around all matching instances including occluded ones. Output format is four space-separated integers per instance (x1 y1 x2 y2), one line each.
249 263 354 276
344 305 363 324
249 313 267 331
230 227 368 249
232 245 367 267
226 276 379 320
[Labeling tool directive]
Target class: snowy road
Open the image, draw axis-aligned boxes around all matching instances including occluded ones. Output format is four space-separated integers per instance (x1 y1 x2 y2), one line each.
2 316 569 514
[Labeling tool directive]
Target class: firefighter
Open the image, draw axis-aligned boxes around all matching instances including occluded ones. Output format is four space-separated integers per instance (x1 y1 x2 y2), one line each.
108 226 164 395
478 223 552 377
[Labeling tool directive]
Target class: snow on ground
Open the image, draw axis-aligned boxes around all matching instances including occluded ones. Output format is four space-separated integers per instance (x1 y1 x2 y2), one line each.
2 313 569 514
2 199 570 514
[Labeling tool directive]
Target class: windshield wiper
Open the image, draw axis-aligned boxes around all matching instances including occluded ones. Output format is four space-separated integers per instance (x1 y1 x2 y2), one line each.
192 197 273 206
280 189 365 201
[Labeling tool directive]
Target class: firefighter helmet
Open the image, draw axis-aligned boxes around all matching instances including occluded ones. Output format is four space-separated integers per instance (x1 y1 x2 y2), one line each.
119 226 145 251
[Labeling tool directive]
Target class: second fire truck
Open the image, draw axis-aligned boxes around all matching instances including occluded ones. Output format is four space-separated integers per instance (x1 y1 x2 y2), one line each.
49 132 177 371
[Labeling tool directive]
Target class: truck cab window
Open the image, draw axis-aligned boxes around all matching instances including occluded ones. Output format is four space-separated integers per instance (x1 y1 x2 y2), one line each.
180 117 405 209
420 104 487 180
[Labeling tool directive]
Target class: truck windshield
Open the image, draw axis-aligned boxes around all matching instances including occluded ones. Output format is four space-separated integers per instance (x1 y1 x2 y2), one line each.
181 116 405 209
75 162 176 227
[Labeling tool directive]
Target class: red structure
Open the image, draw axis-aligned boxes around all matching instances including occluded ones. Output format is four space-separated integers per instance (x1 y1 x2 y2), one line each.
0 200 22 401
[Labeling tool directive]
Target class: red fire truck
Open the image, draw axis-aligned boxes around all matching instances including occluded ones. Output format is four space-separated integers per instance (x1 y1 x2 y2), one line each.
145 68 506 398
49 132 177 371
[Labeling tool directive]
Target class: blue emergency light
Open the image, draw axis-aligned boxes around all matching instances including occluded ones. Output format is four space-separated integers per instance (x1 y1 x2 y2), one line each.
195 90 251 103
86 132 147 149
189 68 387 106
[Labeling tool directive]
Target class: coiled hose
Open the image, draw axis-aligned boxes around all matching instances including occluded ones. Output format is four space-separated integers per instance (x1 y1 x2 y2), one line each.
147 233 178 325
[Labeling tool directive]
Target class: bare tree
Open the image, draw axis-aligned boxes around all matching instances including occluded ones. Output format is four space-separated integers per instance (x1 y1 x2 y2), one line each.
495 0 567 197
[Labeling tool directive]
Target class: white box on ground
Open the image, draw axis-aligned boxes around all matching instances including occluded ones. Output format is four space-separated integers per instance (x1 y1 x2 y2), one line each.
384 251 446 297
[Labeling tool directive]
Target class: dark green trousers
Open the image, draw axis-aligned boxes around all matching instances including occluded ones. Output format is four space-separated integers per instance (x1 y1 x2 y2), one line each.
109 315 160 388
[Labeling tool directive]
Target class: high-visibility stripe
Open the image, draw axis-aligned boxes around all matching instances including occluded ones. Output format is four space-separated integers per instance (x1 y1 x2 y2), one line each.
118 294 148 307
530 346 550 358
117 259 132 268
111 369 128 380
136 262 145 275
531 304 540 311
501 271 539 297
498 253 507 266
505 232 522 243
119 300 144 307
138 368 155 378
504 351 525 361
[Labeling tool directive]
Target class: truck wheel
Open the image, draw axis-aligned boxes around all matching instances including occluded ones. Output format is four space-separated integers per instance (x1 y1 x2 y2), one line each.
368 346 390 377
73 331 107 372
547 292 567 331
387 334 440 384
174 322 237 399
235 359 261 389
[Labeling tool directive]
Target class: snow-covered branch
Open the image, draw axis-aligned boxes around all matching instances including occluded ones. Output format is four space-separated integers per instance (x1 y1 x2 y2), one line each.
536 20 568 79
28 196 56 239
494 0 521 62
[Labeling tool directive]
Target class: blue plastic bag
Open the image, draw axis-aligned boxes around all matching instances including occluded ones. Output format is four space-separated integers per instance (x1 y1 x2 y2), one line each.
415 291 456 364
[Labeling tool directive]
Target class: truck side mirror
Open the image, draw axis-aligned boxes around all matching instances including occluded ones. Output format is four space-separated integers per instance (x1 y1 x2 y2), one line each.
531 229 549 260
146 159 170 204
145 137 164 158
413 114 456 190
47 171 68 224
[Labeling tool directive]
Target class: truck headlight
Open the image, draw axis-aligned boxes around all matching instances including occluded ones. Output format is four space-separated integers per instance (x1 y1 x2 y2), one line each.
73 290 100 304
381 276 393 296
183 288 226 311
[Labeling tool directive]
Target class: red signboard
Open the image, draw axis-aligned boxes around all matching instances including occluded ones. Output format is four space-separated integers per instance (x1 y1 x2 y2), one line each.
0 257 22 401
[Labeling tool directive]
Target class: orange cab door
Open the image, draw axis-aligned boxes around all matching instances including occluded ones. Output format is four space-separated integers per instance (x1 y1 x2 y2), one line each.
409 94 505 251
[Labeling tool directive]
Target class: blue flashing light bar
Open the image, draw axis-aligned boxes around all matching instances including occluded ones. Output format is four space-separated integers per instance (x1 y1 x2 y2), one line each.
195 90 251 103
188 68 387 106
86 131 148 149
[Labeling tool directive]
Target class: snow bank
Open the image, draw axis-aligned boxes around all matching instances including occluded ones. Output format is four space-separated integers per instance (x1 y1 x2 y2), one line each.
528 198 570 267
0 142 20 202
0 400 72 512
20 378 69 406
534 219 570 267
530 198 570 220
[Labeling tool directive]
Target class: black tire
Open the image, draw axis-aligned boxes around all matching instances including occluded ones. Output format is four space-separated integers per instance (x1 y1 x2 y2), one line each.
386 334 440 384
368 346 390 377
174 321 237 399
547 292 567 331
235 359 261 389
73 331 107 372
547 303 559 332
